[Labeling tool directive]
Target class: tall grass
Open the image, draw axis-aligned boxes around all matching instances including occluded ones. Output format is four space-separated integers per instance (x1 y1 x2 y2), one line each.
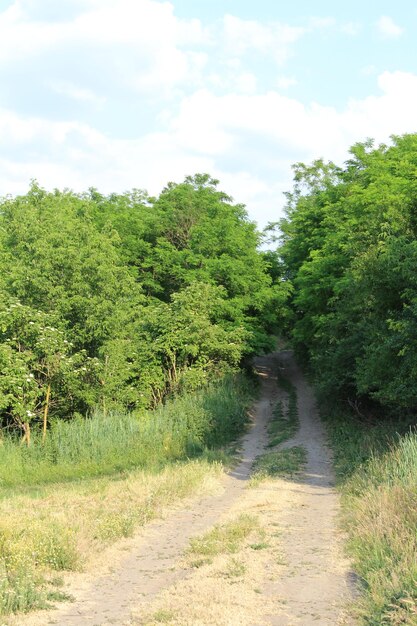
0 372 253 490
322 404 417 625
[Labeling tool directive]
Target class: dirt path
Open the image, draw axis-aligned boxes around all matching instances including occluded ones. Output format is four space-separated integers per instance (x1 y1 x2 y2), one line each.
16 352 355 626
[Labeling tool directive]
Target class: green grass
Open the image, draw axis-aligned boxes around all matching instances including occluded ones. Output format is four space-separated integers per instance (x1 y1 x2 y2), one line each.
0 372 253 490
268 397 298 448
251 368 305 485
322 403 417 625
250 447 307 485
186 514 259 568
267 367 298 448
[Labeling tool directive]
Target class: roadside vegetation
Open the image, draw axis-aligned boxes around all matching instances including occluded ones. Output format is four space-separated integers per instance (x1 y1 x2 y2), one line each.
323 406 417 625
0 373 253 489
279 134 417 624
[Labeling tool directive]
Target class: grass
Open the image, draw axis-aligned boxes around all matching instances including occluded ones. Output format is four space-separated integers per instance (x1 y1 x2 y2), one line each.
322 403 417 625
0 373 253 490
0 458 224 616
267 395 298 448
268 365 299 448
186 514 259 568
250 447 307 486
152 609 176 623
0 372 254 617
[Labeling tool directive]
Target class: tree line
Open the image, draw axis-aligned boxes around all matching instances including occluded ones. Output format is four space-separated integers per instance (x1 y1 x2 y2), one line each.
279 133 417 417
0 174 288 442
4 132 415 442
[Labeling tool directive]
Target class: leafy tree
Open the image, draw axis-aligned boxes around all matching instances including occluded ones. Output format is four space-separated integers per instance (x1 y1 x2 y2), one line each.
279 133 417 415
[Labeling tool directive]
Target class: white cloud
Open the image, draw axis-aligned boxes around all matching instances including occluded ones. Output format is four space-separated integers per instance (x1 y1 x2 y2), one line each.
0 2 416 228
308 16 336 29
222 14 305 64
277 76 297 90
0 0 209 96
376 15 404 39
3 70 417 226
50 81 106 106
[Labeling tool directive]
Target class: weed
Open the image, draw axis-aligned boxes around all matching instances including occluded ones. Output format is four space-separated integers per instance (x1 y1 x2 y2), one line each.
152 609 176 623
187 514 259 559
222 557 246 579
250 446 306 485
250 542 269 550
46 590 74 603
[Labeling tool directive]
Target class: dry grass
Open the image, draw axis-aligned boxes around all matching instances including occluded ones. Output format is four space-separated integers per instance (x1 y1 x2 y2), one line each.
0 459 223 615
323 405 417 625
138 487 288 626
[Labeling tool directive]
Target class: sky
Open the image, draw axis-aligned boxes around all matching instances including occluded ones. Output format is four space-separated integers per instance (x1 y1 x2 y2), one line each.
0 0 416 227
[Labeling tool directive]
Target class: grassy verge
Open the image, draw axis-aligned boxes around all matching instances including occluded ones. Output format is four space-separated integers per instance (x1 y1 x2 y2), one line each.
0 372 254 617
322 404 417 625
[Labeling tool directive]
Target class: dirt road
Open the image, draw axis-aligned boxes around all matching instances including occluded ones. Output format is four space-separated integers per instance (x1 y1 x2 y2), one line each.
16 352 354 626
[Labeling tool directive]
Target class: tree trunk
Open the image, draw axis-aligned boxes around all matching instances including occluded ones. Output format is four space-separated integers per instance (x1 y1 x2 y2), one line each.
22 422 31 446
42 383 51 443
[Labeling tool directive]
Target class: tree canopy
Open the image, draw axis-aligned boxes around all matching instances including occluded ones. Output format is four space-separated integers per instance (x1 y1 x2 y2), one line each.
0 175 285 438
279 133 417 413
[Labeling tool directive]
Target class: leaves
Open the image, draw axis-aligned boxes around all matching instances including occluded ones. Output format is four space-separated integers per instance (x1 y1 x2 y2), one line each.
281 132 417 411
0 176 282 432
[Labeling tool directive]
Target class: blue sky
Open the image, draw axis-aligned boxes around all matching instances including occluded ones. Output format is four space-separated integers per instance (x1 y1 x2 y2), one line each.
0 0 416 226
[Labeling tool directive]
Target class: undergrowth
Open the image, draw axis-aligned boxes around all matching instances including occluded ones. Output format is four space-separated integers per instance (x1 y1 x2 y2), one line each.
322 404 417 625
0 372 253 490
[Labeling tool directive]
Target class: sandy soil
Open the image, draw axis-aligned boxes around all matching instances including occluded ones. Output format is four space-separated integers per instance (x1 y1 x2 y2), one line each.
14 352 355 626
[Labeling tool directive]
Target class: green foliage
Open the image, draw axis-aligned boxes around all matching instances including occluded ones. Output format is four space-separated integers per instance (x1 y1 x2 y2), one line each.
280 134 417 625
279 133 417 412
0 372 253 489
0 175 285 435
0 296 99 430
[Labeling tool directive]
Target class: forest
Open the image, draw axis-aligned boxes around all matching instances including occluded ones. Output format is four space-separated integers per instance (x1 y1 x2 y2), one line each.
5 135 417 439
